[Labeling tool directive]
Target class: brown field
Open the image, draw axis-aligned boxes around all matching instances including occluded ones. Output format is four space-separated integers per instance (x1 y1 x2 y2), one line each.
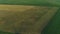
0 5 59 34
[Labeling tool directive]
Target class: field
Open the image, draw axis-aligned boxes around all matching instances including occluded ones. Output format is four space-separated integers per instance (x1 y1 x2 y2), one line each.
42 8 60 34
0 0 60 7
0 5 58 34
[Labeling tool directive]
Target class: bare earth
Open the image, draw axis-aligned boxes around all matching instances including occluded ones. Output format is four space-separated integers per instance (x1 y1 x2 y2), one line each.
0 5 59 34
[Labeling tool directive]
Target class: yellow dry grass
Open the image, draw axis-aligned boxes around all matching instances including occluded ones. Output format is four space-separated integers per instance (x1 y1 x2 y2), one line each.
0 5 36 11
0 5 58 34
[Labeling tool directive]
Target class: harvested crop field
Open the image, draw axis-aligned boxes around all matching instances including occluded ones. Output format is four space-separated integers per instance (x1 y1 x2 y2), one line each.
0 5 59 34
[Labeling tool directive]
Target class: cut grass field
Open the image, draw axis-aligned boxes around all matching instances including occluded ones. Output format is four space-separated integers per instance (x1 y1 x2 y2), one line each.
0 0 59 34
0 5 59 34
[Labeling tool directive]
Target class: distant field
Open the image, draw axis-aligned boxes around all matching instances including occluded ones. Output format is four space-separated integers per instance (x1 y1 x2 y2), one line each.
0 0 59 7
0 5 58 34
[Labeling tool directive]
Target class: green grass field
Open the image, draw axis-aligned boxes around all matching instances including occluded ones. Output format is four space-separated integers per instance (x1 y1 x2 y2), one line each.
42 8 60 34
0 0 60 7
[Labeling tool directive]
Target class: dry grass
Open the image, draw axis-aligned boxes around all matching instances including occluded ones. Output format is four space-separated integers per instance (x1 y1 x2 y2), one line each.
0 5 36 11
0 5 58 34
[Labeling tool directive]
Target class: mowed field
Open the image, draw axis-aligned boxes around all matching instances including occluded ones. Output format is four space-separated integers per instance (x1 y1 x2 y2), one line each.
0 5 59 34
